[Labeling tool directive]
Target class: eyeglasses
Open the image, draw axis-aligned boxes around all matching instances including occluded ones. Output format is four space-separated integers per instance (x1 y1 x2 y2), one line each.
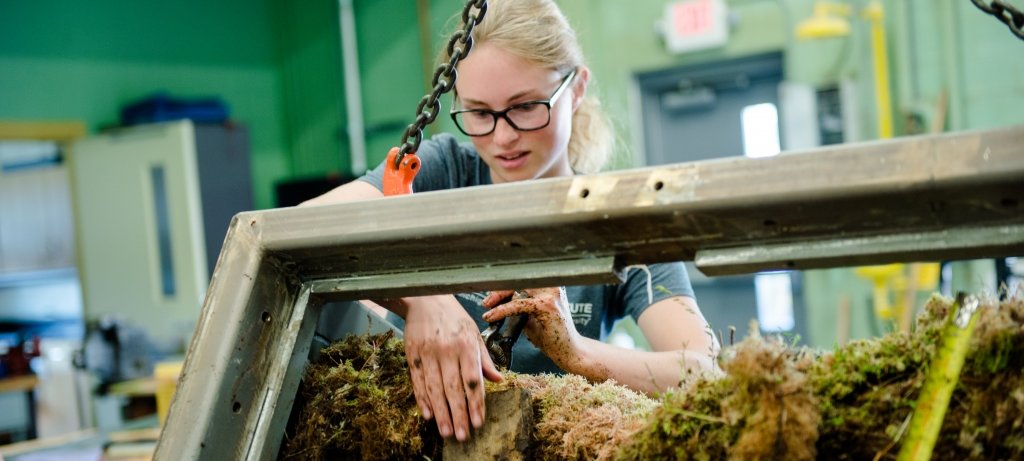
450 69 577 137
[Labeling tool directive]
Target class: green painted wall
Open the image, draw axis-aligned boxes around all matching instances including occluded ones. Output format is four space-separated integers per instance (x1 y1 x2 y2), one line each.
277 0 464 180
0 0 288 210
276 0 346 177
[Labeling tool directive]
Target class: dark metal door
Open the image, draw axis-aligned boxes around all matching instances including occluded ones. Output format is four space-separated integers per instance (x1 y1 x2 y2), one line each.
638 53 784 164
635 52 805 342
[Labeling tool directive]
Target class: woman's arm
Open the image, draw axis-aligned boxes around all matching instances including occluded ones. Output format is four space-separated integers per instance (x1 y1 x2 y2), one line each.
482 290 720 395
299 179 383 205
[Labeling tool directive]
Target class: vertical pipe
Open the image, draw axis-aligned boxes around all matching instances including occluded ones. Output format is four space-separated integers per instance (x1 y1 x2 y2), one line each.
891 0 919 120
938 0 965 130
865 0 893 139
339 0 367 176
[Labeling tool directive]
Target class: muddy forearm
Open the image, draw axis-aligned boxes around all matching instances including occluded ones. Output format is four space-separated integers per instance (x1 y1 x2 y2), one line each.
561 337 718 396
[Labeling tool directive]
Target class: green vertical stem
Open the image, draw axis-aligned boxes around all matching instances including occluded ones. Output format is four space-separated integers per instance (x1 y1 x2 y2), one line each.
897 292 981 461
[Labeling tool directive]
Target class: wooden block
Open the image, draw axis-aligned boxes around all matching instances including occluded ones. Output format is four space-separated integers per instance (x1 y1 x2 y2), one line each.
444 388 532 461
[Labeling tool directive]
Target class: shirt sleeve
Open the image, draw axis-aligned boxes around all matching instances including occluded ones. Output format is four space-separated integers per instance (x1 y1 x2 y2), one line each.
617 262 696 322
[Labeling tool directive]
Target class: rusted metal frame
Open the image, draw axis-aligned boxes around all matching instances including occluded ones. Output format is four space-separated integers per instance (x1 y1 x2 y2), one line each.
696 222 1024 275
155 126 1024 460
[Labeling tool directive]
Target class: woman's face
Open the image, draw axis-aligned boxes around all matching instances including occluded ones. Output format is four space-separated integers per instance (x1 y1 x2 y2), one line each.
454 43 584 184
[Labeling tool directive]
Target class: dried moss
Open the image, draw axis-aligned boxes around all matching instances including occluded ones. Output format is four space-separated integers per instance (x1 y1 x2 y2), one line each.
492 373 657 460
284 295 1024 460
616 328 819 461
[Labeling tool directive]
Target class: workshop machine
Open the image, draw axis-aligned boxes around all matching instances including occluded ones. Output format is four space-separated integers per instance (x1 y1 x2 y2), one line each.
154 1 1024 459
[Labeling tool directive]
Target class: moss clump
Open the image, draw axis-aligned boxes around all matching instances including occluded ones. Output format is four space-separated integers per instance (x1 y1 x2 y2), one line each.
810 294 1024 459
281 330 441 460
281 332 659 460
493 373 657 460
616 328 819 460
619 294 1024 460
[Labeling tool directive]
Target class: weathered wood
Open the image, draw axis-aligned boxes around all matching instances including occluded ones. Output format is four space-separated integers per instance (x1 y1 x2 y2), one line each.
444 388 533 461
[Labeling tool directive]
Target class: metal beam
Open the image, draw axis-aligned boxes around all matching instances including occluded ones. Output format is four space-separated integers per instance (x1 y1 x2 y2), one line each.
309 256 623 301
155 126 1024 460
695 223 1024 275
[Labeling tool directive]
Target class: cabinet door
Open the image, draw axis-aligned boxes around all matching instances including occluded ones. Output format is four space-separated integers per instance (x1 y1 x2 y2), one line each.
71 121 208 351
0 165 75 274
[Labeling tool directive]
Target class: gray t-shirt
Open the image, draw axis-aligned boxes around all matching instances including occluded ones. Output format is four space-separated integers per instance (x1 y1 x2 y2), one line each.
360 134 695 374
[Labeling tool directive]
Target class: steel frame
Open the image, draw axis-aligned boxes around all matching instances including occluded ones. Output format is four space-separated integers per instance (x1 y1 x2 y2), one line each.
155 126 1024 460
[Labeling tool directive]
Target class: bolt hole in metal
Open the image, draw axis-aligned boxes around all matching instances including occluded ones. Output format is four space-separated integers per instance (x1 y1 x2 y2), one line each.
653 181 664 191
508 241 522 248
580 188 590 198
348 255 359 262
261 311 271 323
1001 197 1018 208
785 261 795 268
232 402 242 413
764 219 777 227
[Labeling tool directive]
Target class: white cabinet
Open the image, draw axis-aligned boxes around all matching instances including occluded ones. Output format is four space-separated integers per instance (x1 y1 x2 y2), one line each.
0 165 76 274
70 120 252 351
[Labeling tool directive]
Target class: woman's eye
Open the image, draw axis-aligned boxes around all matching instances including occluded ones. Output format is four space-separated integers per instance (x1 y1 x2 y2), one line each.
466 111 491 121
512 103 543 114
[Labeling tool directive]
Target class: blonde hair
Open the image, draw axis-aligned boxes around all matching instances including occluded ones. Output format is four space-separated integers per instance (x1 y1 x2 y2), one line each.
441 0 613 174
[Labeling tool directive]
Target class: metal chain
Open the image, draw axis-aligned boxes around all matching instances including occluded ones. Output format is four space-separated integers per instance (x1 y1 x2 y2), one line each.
395 0 488 167
971 0 1024 40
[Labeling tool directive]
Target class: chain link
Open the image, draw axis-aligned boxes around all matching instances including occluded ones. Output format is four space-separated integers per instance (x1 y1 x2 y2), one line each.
971 0 1024 40
395 0 488 167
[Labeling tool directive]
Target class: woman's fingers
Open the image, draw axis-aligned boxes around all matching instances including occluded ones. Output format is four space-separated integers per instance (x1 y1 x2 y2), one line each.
422 355 454 438
460 340 490 430
482 290 516 308
406 348 432 420
441 352 472 441
482 298 536 322
479 339 504 383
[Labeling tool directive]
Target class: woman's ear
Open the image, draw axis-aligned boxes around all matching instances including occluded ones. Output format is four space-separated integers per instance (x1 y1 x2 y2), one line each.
572 66 591 112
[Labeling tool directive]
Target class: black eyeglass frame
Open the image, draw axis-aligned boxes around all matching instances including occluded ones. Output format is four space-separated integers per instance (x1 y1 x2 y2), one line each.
450 69 578 137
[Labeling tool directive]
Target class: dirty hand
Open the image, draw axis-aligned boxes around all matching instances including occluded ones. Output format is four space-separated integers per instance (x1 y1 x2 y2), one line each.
402 295 503 441
481 288 583 370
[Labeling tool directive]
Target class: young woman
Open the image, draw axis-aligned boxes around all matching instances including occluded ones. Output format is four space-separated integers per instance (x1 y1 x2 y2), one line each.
304 0 719 442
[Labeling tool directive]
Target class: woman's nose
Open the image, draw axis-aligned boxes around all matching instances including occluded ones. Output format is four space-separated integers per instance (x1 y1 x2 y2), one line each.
492 116 520 145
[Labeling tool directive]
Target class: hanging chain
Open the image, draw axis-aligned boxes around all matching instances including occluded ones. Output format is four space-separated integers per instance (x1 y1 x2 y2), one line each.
394 0 488 168
971 0 1024 40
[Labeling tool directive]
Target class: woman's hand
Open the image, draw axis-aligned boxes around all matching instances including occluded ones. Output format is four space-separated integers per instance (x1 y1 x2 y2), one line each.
481 288 584 370
482 290 719 396
401 295 503 441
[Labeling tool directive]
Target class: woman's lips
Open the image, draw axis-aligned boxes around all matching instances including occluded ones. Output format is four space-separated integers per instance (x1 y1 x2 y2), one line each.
495 151 529 170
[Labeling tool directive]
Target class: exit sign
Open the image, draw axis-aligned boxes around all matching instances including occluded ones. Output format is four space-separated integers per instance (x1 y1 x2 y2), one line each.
664 0 729 54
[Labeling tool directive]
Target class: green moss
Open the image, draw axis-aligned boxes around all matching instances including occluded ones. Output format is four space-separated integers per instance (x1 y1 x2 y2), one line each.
280 330 441 460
